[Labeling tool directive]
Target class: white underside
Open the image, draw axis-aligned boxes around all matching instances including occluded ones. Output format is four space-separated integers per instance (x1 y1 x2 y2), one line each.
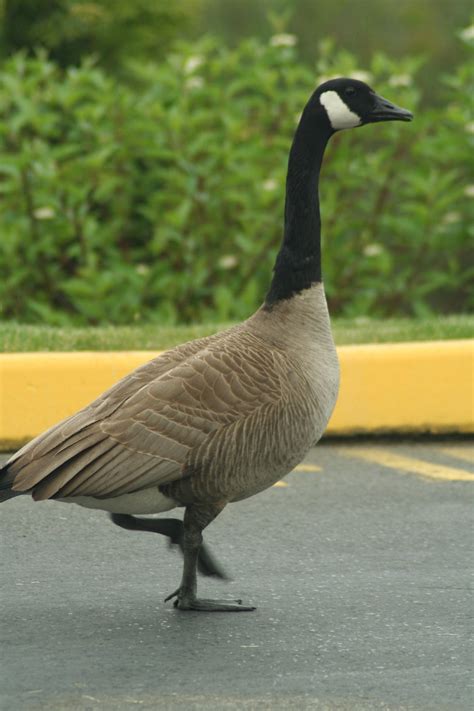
57 487 178 515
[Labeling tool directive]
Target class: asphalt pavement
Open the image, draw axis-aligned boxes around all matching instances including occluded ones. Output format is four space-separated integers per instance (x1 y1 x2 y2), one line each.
1 441 473 711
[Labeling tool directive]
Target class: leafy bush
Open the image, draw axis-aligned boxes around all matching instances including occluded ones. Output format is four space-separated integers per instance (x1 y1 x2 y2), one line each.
0 35 472 325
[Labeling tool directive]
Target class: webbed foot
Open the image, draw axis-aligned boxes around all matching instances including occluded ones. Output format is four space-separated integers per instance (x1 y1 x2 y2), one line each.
165 588 255 612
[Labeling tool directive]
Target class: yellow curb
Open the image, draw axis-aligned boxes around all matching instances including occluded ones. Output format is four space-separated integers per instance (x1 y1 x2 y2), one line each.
332 340 473 435
0 340 472 447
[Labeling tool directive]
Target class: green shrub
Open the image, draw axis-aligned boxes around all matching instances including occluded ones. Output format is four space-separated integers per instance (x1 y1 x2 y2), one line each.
0 35 472 325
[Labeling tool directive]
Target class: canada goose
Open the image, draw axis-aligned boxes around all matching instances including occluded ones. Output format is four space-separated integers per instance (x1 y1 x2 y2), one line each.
0 79 412 611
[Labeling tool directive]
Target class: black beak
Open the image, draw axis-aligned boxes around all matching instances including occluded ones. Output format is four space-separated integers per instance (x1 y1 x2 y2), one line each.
369 93 413 123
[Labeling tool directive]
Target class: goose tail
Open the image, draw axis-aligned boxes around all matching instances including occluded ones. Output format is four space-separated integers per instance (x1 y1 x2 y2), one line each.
0 460 22 502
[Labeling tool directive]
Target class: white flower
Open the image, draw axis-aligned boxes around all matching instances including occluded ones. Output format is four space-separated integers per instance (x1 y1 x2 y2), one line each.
262 178 278 192
464 185 474 198
459 25 474 42
219 255 238 269
389 74 412 88
465 122 474 135
351 70 372 83
363 243 383 257
442 212 460 225
185 76 204 91
270 33 297 48
135 264 149 275
34 206 55 219
184 56 204 74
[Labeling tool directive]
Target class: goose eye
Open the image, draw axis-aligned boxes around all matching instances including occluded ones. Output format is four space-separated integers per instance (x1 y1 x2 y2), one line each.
345 87 356 96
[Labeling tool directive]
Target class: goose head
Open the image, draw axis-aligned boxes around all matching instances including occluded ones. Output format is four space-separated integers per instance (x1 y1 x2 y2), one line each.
314 77 413 131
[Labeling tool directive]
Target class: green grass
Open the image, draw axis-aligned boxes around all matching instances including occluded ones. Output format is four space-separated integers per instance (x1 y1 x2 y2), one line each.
0 315 472 352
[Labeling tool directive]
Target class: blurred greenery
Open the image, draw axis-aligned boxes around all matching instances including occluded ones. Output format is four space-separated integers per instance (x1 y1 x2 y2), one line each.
1 0 472 96
0 0 197 71
0 3 472 326
197 0 473 99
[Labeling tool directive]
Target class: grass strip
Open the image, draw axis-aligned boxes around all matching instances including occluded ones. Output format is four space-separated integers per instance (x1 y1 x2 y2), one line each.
0 315 472 352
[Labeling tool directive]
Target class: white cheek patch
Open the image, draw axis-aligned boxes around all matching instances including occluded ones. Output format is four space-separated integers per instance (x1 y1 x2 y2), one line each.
320 90 361 130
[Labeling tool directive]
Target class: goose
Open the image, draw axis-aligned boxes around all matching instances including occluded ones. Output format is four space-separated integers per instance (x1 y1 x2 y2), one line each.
0 78 412 611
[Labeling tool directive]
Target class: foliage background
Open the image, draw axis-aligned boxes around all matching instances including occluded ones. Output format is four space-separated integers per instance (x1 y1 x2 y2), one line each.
0 1 472 325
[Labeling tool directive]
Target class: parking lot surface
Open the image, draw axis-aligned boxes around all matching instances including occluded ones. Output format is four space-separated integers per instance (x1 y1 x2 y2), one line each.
1 441 473 710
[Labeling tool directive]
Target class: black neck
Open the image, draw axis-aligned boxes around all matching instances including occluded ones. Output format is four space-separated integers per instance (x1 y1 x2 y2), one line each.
265 102 332 306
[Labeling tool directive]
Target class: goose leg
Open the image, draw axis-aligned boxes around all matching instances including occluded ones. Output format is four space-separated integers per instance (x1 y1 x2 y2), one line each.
165 503 256 612
109 513 227 579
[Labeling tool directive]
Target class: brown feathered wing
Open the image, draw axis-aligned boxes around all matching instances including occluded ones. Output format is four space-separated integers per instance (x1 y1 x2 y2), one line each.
7 334 283 502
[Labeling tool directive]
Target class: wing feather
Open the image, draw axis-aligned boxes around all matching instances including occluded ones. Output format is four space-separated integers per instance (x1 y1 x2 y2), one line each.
32 438 116 500
12 429 107 491
8 330 285 502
